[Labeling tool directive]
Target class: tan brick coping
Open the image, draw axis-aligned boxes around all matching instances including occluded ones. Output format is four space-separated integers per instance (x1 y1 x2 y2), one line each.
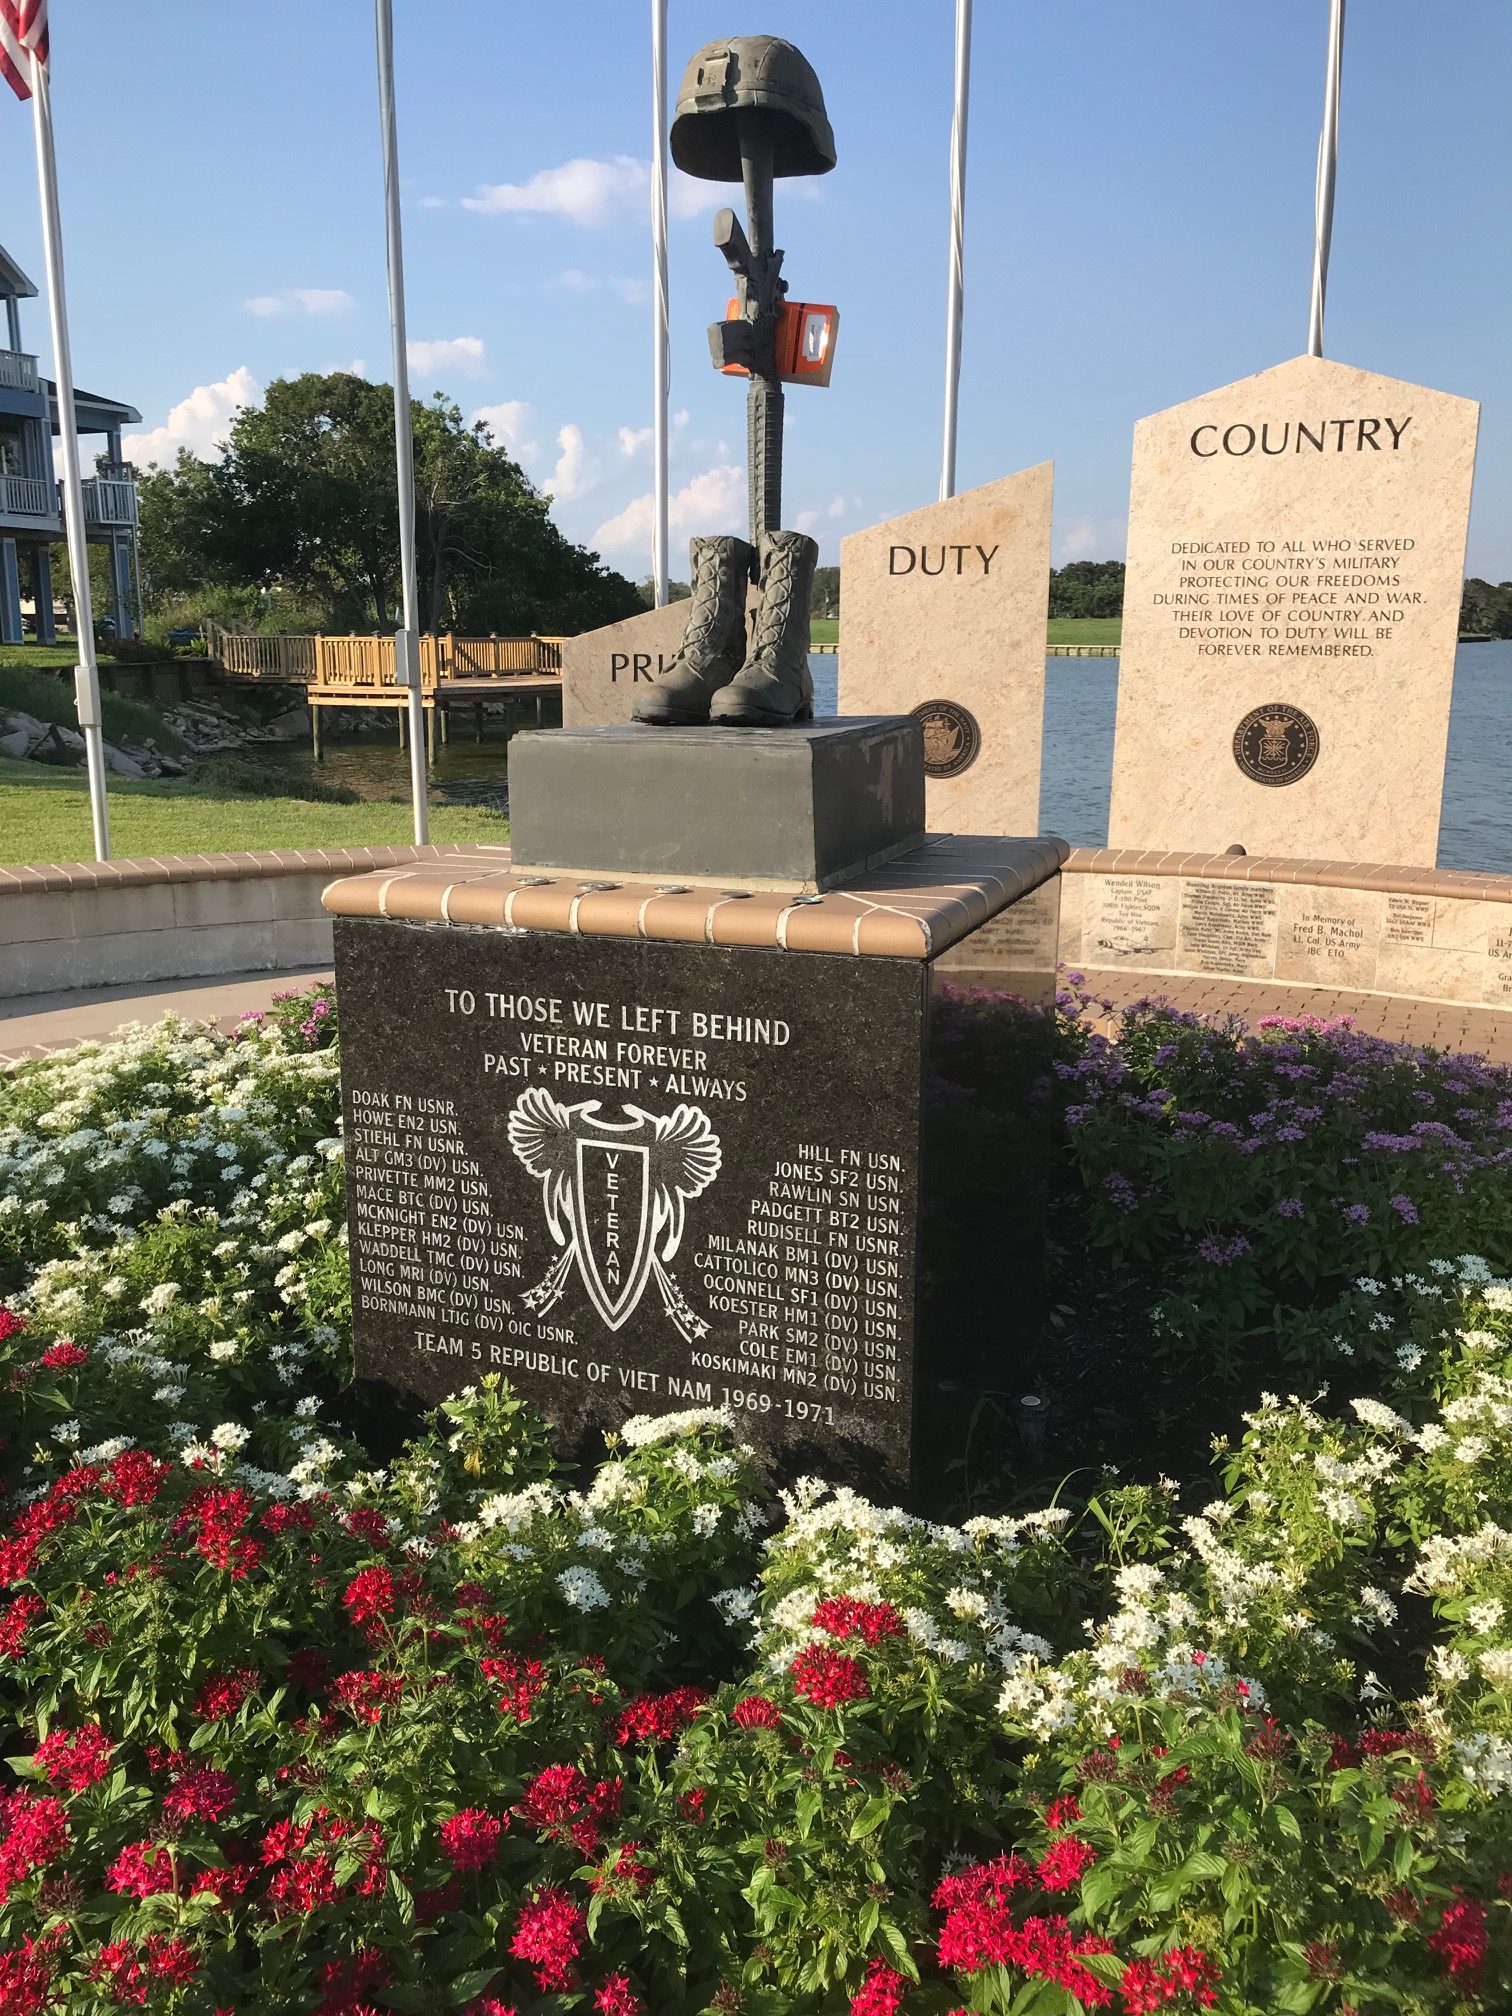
322 836 1068 962
1062 847 1512 906
0 844 510 898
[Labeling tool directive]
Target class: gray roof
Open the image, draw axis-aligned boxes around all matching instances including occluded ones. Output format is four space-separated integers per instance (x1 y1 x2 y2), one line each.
0 243 39 300
45 380 143 430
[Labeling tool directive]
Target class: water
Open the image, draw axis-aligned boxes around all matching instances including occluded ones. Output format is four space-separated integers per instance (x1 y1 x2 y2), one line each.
240 643 1512 873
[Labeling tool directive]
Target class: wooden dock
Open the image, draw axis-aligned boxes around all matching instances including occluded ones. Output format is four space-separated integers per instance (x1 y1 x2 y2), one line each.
203 624 566 762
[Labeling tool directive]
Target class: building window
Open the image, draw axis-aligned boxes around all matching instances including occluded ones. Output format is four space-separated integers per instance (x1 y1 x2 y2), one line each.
0 431 20 477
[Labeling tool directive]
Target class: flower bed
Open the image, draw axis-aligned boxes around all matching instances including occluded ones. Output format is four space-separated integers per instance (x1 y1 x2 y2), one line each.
4 991 1512 2011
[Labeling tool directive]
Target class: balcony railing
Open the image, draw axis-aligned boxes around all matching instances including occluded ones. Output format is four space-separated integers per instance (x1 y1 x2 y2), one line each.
0 349 40 395
0 471 53 518
79 473 138 528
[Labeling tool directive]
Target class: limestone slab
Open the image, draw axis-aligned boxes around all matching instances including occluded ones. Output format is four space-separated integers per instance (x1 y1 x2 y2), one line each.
1176 878 1279 979
838 464 1052 836
1107 355 1478 865
1274 883 1384 991
1085 873 1180 969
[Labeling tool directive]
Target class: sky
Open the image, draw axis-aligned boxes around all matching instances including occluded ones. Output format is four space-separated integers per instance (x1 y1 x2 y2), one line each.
0 0 1507 580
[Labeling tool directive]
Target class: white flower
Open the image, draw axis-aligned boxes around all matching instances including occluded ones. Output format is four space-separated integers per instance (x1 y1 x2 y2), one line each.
142 1282 180 1314
210 1422 249 1452
1351 1397 1412 1436
620 1406 734 1448
1430 1646 1472 1687
208 1341 238 1362
557 1565 611 1611
1467 1600 1505 1635
1454 1437 1489 1466
50 1418 81 1446
1477 1648 1512 1689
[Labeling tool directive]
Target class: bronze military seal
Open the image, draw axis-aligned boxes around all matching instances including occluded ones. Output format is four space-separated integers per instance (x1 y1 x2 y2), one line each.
1232 703 1320 786
911 698 981 779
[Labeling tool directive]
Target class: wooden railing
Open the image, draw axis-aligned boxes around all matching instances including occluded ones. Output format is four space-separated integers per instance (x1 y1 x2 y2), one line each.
204 622 564 686
0 472 52 518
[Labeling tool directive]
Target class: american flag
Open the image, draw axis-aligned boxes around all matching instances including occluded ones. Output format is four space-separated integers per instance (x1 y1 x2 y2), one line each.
0 0 47 101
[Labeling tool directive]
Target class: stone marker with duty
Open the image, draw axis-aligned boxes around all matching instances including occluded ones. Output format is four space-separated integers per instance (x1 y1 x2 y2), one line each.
840 463 1053 836
1108 353 1479 866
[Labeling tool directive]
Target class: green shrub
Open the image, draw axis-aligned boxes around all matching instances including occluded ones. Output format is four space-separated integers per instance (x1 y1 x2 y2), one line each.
0 662 185 755
194 755 360 804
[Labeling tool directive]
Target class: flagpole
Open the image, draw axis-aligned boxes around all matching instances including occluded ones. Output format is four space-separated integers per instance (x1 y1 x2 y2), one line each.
650 0 670 605
1307 0 1345 358
28 43 109 860
939 0 972 502
375 0 428 844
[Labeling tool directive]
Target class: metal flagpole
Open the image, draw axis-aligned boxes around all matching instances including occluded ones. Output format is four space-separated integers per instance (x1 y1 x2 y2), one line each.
375 0 428 844
650 0 670 605
28 43 109 859
939 0 972 501
1307 0 1345 358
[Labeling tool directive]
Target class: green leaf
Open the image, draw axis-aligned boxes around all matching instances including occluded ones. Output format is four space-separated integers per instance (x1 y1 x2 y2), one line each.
849 1795 892 1841
1272 1804 1302 1842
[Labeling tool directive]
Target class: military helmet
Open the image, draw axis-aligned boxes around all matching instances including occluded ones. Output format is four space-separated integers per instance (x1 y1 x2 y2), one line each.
670 36 835 181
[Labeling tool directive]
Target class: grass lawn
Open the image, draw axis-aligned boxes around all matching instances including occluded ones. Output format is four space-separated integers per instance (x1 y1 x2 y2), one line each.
0 639 88 672
0 757 507 866
809 616 839 647
1046 616 1122 648
0 661 188 755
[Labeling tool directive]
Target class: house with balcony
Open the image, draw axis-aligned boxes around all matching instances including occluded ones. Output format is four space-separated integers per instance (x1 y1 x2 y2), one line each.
1 240 142 646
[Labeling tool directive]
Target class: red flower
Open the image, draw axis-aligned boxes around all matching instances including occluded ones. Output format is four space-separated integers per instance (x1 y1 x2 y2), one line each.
330 1668 404 1724
33 1722 114 1792
732 1694 783 1730
1243 1716 1290 1761
105 1838 176 1899
790 1644 870 1708
345 1505 391 1547
1043 1795 1081 1833
266 1854 339 1917
1390 1772 1435 1818
36 1340 87 1371
812 1596 905 1645
510 1886 585 1992
0 1593 45 1660
0 1309 25 1343
480 1651 546 1723
261 1501 316 1536
102 1449 170 1508
595 1975 645 2016
679 1787 708 1823
1121 1945 1221 2012
192 1669 256 1721
184 1487 263 1577
92 1935 198 2005
316 1948 391 2014
613 1686 706 1747
1036 1836 1096 1892
0 1790 70 1905
588 1842 653 1894
850 1957 908 2015
0 1936 56 2016
161 1761 237 1827
440 1808 504 1871
1429 1895 1487 1988
519 1764 588 1833
343 1564 396 1636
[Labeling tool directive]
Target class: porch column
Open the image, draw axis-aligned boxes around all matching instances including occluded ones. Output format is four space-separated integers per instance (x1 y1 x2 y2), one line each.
0 538 22 645
108 533 133 639
32 545 55 642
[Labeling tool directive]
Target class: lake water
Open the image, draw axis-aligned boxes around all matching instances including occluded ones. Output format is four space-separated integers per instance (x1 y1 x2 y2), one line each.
243 641 1512 874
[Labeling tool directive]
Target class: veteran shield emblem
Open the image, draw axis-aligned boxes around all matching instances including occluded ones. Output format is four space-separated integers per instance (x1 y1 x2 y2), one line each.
507 1089 721 1339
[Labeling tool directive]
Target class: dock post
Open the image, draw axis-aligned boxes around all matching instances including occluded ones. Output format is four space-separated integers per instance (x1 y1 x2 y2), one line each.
438 704 449 747
398 705 406 750
426 701 437 766
311 702 323 764
474 702 484 742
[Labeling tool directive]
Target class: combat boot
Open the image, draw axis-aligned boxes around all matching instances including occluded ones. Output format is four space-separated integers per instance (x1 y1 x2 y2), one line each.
632 535 754 725
709 530 817 727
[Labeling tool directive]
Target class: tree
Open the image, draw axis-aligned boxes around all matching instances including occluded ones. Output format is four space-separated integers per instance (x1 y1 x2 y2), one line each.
1047 561 1125 619
810 565 840 618
1459 578 1512 640
135 373 642 635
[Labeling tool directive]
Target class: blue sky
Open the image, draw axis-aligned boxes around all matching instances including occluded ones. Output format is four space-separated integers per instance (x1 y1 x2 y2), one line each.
1 0 1507 579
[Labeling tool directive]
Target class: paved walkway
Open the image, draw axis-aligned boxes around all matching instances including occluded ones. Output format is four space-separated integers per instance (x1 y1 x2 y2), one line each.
0 968 333 1065
1078 968 1512 1062
4 965 1510 1068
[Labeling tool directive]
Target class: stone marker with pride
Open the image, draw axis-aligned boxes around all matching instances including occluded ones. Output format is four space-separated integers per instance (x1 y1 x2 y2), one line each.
1108 354 1478 866
839 463 1053 836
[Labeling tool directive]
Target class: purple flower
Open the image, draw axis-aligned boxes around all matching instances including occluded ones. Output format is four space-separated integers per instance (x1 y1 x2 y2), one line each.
1390 1193 1420 1224
1101 1172 1137 1212
1196 1233 1253 1266
1275 1198 1305 1219
1341 1203 1372 1225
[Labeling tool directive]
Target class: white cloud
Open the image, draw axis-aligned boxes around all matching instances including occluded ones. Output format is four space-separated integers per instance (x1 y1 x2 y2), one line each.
550 267 649 306
407 336 487 379
418 196 448 210
618 425 651 458
325 358 368 378
474 399 540 466
591 463 744 556
1054 514 1127 565
826 494 849 520
462 155 718 228
243 287 354 317
122 366 263 465
794 509 820 535
547 423 595 501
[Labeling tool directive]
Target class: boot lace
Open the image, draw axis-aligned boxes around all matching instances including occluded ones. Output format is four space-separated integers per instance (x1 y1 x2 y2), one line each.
750 545 799 657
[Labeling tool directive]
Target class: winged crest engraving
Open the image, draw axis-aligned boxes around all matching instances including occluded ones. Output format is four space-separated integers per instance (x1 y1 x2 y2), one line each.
507 1087 722 1340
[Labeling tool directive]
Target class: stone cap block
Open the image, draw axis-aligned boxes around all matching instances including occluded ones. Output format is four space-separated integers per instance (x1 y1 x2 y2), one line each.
506 716 925 893
321 833 1069 963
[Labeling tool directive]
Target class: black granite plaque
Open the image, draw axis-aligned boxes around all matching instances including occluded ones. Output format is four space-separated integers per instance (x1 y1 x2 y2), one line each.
335 919 928 1493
